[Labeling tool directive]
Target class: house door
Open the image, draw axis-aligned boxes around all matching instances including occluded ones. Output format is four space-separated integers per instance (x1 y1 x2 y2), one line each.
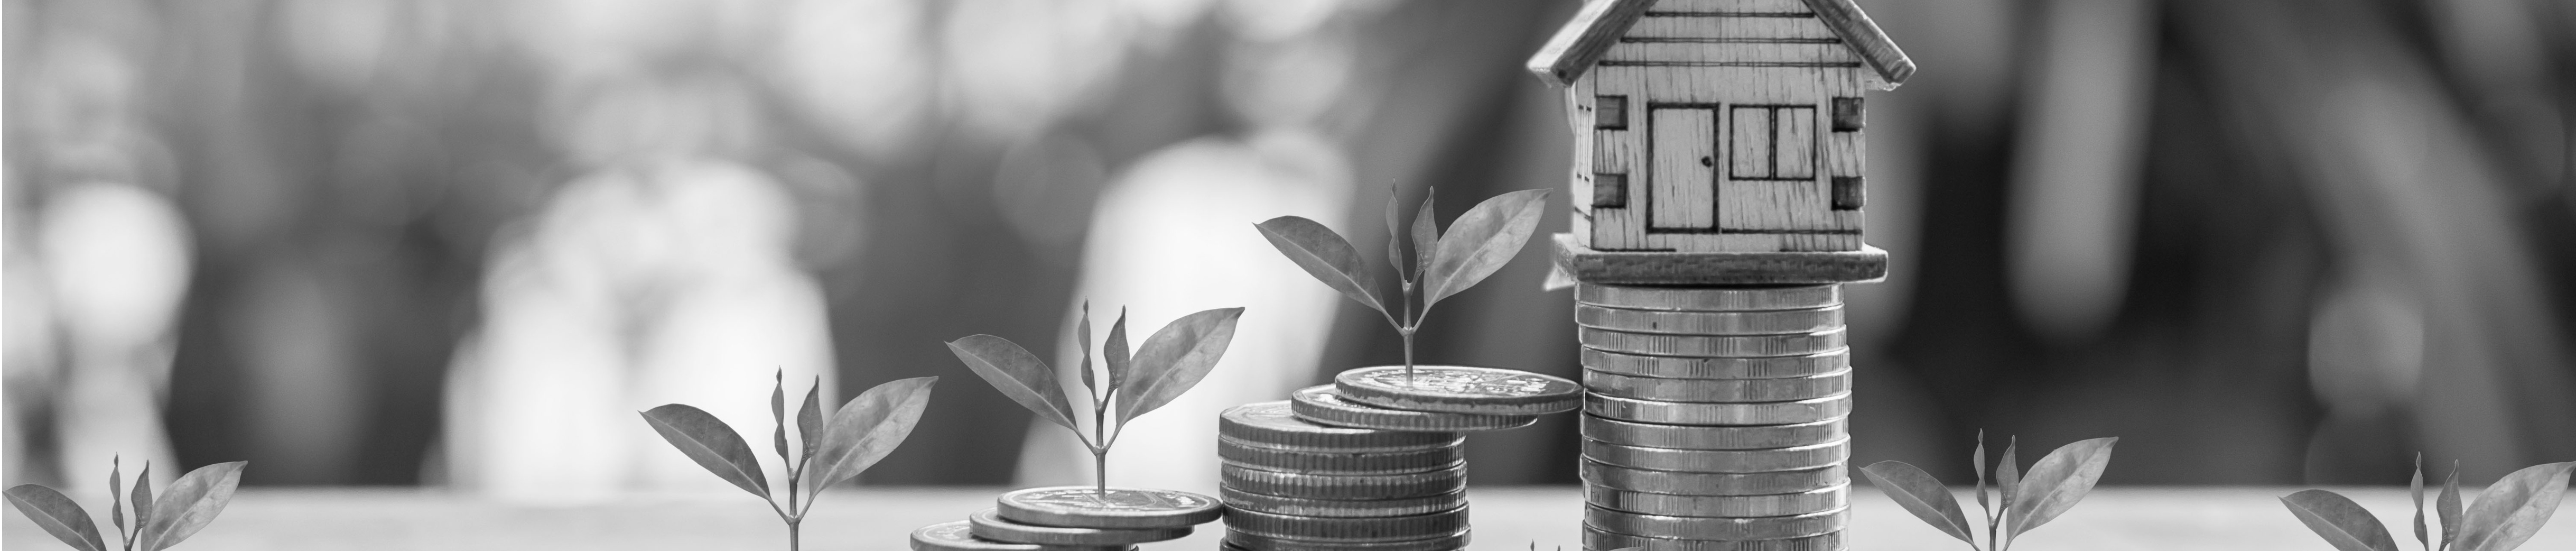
1649 107 1718 231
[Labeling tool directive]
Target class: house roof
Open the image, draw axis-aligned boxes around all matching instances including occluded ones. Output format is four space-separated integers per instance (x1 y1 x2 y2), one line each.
1525 0 1917 90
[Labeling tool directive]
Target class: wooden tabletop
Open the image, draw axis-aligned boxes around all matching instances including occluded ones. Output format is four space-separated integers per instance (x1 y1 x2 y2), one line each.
5 486 2568 550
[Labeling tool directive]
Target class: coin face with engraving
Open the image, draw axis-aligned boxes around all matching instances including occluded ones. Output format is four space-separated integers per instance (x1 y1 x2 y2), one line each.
996 486 1222 529
1333 365 1581 416
968 508 1192 546
1290 385 1538 432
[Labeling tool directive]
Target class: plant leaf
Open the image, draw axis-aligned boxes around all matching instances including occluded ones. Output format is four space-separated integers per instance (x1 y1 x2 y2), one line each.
1974 431 1991 528
1998 436 2021 532
1115 307 1245 426
771 371 791 463
7 484 106 551
1254 216 1388 318
2440 463 2462 551
2413 454 2428 551
1411 187 1439 281
1385 184 1407 281
111 456 126 535
2452 461 2576 551
1076 302 1097 398
2282 489 2404 551
1421 189 1550 308
1858 461 1976 544
2006 437 2115 540
139 461 246 551
1104 308 1131 399
807 376 940 491
130 462 153 539
945 335 1081 433
639 405 770 499
798 377 822 464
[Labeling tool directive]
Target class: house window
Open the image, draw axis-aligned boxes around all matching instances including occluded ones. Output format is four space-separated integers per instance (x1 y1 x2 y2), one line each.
1593 173 1628 208
1832 177 1864 210
1728 106 1816 180
1831 97 1864 132
1595 96 1627 130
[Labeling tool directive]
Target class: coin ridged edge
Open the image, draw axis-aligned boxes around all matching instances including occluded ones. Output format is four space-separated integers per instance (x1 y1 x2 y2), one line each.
1219 439 1463 475
1220 505 1470 541
1574 304 1844 335
1220 486 1467 518
1219 463 1467 500
967 509 1191 546
1583 506 1849 540
1579 326 1849 357
1583 525 1843 551
1581 347 1849 379
1579 460 1849 495
1582 369 1853 404
1584 484 1849 517
1580 414 1847 450
1290 385 1539 432
994 487 1222 529
1582 438 1850 473
1224 529 1472 551
1576 283 1841 311
1583 392 1853 425
1332 366 1582 416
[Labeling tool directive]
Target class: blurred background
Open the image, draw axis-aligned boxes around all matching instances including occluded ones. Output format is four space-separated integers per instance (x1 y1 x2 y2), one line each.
5 0 2572 500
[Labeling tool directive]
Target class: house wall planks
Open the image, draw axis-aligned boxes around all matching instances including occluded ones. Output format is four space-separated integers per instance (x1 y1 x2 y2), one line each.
1602 42 1861 65
1652 0 1817 13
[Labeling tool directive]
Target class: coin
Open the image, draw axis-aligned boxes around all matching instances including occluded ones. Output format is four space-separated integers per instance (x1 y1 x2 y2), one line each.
1580 460 1847 495
1583 438 1848 473
1584 506 1848 540
994 486 1222 529
1583 526 1842 551
1223 529 1471 551
1574 305 1843 335
1576 283 1840 311
1220 462 1466 500
1582 348 1847 379
1584 393 1852 425
910 521 1137 551
1333 365 1582 416
1582 369 1852 403
1220 486 1467 518
1221 401 1462 452
1290 385 1540 432
1219 437 1463 475
1585 484 1847 517
1220 505 1469 542
1580 415 1845 450
968 509 1191 545
1579 327 1846 357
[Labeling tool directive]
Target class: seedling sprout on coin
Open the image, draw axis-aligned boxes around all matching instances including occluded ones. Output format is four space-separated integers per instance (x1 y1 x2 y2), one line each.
7 457 247 551
1256 187 1550 383
638 372 938 551
2279 454 2572 551
948 304 1244 495
1860 432 2118 551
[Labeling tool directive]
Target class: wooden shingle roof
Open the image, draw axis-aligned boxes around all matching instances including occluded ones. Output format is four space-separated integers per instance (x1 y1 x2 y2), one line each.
1525 0 1917 90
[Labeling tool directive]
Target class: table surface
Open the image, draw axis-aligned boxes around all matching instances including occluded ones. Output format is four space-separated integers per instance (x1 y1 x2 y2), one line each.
5 486 2568 550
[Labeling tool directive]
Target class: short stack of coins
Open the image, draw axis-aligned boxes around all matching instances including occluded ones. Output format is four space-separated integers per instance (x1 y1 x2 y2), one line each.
1216 400 1475 551
1574 282 1853 551
908 486 1221 551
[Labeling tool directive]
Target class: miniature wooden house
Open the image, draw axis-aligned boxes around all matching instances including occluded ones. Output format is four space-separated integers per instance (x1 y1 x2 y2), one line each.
1530 0 1914 253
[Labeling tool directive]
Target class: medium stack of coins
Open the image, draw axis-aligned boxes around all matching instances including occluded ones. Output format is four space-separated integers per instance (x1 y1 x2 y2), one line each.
1574 283 1853 551
1216 400 1474 551
1215 366 1581 550
908 486 1220 551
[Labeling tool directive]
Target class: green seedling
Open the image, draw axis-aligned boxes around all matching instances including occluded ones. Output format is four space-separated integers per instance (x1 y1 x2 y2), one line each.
1862 433 2119 551
947 304 1243 494
2280 455 2573 551
640 372 938 551
1254 187 1550 381
6 457 247 551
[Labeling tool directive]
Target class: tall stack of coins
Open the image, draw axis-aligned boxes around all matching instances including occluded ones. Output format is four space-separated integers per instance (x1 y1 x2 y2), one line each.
1574 283 1853 551
1216 366 1581 551
908 487 1221 551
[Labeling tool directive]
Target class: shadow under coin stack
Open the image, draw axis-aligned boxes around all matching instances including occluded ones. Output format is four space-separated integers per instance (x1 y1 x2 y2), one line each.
908 487 1221 551
1575 283 1853 551
1218 366 1579 551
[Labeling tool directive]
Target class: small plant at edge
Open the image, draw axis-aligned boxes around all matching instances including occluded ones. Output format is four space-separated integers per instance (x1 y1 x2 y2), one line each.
1861 432 2119 550
640 372 939 551
947 303 1243 495
1254 186 1549 381
6 457 248 551
2280 455 2573 551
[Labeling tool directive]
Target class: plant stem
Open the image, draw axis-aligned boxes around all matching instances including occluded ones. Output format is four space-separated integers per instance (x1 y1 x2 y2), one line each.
788 518 802 551
1399 278 1418 384
1093 449 1110 495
